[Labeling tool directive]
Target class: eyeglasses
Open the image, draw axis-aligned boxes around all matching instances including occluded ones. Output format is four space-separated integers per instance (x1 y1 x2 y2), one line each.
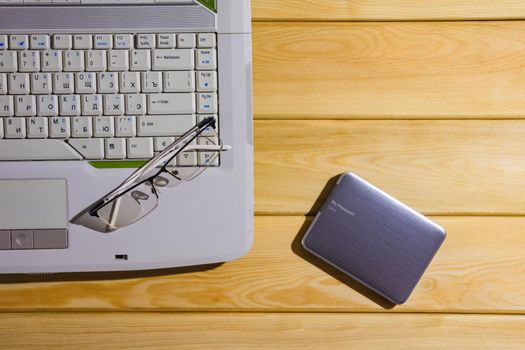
88 117 224 231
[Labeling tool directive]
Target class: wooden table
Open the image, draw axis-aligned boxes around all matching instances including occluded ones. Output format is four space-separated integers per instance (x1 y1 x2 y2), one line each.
2 1 525 348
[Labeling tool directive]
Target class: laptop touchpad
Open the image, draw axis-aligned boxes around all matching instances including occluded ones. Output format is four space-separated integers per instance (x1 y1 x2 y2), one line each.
0 179 68 230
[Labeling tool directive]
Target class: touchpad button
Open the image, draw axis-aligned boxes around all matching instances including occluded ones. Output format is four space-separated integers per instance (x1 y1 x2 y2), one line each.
0 179 68 230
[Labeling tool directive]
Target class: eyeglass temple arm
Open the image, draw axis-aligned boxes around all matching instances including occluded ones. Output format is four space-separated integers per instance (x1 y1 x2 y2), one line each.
139 117 217 175
88 118 216 216
120 117 216 186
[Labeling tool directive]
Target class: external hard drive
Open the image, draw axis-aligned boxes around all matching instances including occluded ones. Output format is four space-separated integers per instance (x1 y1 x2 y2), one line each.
302 173 446 304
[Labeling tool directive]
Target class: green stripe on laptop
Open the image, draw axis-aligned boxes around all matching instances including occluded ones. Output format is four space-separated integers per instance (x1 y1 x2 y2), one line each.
89 161 147 169
197 0 216 12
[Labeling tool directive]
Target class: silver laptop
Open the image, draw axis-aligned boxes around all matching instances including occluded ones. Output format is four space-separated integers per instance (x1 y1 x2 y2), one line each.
0 0 253 273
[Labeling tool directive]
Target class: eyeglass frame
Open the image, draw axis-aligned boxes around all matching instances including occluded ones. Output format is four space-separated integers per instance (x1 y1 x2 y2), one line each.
88 117 222 219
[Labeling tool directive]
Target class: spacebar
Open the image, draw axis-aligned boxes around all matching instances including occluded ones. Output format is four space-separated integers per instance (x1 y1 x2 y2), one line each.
0 140 83 161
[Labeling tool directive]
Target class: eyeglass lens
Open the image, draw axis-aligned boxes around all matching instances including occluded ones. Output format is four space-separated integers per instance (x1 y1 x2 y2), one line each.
95 129 222 229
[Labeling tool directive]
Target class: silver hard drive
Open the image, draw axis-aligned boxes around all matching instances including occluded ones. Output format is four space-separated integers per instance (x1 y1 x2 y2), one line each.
302 173 446 304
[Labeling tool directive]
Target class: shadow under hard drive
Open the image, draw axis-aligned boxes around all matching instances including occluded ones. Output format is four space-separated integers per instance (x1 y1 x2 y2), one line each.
291 175 395 310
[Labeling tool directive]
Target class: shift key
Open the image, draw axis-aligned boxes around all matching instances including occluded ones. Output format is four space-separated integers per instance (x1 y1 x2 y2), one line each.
148 93 196 115
137 115 196 137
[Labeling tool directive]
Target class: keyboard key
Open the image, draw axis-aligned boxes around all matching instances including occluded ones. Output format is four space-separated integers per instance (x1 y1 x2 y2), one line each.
0 139 82 160
9 35 28 50
49 116 71 138
197 136 219 147
0 51 18 72
114 34 133 49
177 33 195 48
0 35 7 50
53 73 74 94
197 114 218 136
68 138 104 159
178 151 197 166
59 95 81 116
119 72 140 93
30 35 50 50
98 72 118 93
18 51 40 72
197 93 217 114
15 95 36 116
53 34 72 49
196 71 217 92
127 137 153 159
0 96 14 116
31 73 52 94
71 116 92 138
141 72 162 93
164 71 195 92
105 138 126 159
41 50 62 72
108 50 129 71
82 95 102 116
0 73 6 94
154 136 175 151
197 33 216 48
94 116 115 137
130 50 151 71
94 34 113 49
19 51 40 72
116 116 136 137
148 93 195 115
86 50 107 71
125 94 146 115
27 117 49 138
103 94 124 115
136 34 155 49
25 0 52 4
9 73 30 94
152 49 194 70
75 72 96 94
37 95 59 116
198 150 218 166
137 115 195 137
196 49 216 70
4 117 26 138
51 0 81 5
74 34 92 49
157 34 176 48
63 50 85 72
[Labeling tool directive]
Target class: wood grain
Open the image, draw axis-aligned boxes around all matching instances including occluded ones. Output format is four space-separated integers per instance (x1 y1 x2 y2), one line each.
2 5 525 349
253 22 525 119
1 216 525 313
252 0 525 21
255 120 525 215
1 312 525 350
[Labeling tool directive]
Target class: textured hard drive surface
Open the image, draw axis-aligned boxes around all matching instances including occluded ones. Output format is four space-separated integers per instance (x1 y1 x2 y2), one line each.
302 173 446 304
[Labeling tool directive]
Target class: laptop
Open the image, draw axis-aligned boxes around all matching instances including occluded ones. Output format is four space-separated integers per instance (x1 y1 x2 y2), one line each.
0 0 254 273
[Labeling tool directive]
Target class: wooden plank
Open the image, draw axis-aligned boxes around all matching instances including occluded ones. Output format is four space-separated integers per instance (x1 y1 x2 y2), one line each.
254 120 525 215
253 22 525 119
252 0 525 21
1 216 525 313
1 312 524 350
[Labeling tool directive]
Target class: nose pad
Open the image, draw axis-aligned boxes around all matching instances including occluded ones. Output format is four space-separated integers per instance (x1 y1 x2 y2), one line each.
131 190 150 202
153 176 170 188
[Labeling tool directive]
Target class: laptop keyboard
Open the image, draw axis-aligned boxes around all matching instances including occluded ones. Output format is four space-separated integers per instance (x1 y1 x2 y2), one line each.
0 32 218 164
